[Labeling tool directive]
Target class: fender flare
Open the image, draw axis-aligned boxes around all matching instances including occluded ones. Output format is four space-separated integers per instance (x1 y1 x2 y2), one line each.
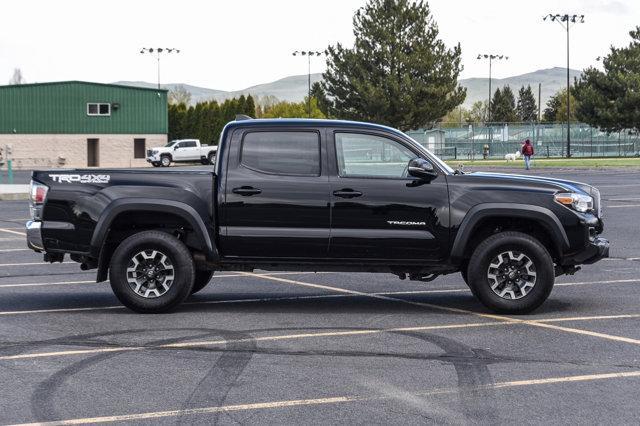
450 203 569 261
90 197 218 260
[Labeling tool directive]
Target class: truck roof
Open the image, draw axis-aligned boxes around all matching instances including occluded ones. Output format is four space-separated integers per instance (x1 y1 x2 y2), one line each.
225 118 406 137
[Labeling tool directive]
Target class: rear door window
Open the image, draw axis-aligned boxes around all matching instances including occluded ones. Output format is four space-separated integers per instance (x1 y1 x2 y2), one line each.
241 131 320 176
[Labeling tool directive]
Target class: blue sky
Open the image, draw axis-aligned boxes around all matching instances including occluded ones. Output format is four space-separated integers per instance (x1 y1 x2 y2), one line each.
0 0 637 90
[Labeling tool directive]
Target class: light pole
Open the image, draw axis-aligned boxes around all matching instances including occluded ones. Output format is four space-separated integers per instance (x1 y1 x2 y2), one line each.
292 50 323 118
476 54 508 124
140 48 180 89
543 14 584 157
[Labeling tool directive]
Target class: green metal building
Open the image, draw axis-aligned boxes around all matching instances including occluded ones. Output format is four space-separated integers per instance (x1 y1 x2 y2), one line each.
0 81 168 168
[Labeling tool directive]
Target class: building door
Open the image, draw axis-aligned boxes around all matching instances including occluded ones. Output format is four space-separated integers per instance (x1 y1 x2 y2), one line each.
87 138 99 167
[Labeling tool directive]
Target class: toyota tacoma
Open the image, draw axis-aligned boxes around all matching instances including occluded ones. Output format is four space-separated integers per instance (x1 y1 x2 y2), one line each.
26 118 609 313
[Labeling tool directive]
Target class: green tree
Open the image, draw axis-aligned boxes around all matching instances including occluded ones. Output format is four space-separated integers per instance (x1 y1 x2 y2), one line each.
260 98 326 119
543 88 578 123
310 82 331 117
244 94 256 117
491 86 517 123
468 100 488 123
323 0 466 131
516 85 537 122
440 105 470 126
574 26 640 132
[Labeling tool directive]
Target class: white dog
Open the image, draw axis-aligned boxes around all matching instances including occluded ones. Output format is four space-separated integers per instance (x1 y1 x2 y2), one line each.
504 151 521 162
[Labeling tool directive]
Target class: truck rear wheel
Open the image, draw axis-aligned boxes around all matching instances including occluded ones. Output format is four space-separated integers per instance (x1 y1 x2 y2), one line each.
207 152 216 165
109 231 194 313
467 231 554 314
191 270 214 294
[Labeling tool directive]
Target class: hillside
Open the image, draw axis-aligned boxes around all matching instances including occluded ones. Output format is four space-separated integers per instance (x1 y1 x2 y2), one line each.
115 67 582 108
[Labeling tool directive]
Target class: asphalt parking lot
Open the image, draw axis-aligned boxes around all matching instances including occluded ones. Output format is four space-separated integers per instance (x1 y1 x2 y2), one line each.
1 168 639 425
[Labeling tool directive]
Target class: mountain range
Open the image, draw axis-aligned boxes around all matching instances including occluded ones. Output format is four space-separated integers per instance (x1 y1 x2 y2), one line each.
115 67 582 109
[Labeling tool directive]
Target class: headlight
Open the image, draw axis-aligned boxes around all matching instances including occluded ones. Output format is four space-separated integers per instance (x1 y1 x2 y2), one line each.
555 192 593 213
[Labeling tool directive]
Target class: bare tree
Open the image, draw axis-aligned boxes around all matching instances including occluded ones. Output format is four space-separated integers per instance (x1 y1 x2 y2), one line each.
168 85 192 105
9 68 26 85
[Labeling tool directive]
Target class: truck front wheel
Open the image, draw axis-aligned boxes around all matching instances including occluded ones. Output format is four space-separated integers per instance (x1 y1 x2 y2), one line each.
467 231 554 314
109 231 195 313
160 155 171 167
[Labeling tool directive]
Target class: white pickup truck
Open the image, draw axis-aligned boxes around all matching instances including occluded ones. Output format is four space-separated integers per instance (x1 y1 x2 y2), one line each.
146 139 217 167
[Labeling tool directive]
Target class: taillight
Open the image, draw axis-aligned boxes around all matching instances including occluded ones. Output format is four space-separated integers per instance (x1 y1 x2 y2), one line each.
29 180 48 220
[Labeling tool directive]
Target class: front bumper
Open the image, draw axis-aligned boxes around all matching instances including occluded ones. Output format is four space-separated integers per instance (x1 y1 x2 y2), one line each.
26 220 44 252
564 236 610 265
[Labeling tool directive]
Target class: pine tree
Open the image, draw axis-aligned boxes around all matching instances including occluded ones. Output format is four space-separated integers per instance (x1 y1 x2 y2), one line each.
543 88 578 123
491 86 517 123
574 26 640 132
310 82 330 117
516 85 538 122
323 0 466 131
244 95 256 117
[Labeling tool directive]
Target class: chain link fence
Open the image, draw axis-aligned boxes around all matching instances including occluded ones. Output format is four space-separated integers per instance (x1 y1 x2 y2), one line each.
407 123 640 160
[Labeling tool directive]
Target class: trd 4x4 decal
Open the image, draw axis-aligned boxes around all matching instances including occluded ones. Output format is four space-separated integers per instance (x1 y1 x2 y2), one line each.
49 174 110 184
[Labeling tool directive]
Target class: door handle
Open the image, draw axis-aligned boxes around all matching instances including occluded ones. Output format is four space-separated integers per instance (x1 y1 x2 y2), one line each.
232 186 262 196
333 188 363 198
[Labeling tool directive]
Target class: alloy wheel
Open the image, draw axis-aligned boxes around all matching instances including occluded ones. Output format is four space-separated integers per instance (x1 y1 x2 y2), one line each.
487 250 537 300
126 249 175 298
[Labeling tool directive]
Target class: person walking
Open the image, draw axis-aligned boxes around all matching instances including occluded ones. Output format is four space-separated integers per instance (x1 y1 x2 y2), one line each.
522 139 534 170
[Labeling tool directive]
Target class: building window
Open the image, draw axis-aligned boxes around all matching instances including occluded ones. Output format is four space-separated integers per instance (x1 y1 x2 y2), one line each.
134 138 146 159
87 103 111 116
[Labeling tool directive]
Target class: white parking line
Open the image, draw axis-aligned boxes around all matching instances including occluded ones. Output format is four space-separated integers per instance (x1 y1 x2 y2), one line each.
10 370 640 425
607 204 640 208
0 249 31 252
0 228 26 236
0 280 96 288
0 322 503 360
0 261 74 267
3 313 639 362
243 273 640 346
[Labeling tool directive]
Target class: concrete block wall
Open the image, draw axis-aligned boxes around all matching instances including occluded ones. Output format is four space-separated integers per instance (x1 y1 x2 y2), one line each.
0 134 167 169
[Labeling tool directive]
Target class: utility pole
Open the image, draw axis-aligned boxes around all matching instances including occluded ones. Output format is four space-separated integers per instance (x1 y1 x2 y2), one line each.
292 50 323 118
538 83 542 122
140 48 181 89
543 14 584 157
476 54 509 124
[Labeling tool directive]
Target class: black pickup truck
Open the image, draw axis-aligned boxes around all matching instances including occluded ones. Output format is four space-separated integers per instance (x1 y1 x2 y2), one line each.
26 118 609 314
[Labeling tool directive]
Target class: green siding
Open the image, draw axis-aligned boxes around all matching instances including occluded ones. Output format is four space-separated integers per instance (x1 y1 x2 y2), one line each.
0 81 167 134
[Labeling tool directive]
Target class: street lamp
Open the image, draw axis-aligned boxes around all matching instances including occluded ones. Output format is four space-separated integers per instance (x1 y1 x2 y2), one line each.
140 48 180 89
543 14 585 157
476 54 509 124
292 50 323 118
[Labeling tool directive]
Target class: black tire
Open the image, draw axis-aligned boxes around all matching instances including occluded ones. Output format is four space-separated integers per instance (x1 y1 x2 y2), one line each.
109 231 195 313
207 152 216 165
191 270 214 294
200 158 209 165
151 162 161 167
467 231 554 314
460 262 479 298
160 155 171 167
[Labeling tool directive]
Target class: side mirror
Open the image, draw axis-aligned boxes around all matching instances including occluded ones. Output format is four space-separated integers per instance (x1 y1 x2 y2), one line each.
174 145 179 150
407 158 437 179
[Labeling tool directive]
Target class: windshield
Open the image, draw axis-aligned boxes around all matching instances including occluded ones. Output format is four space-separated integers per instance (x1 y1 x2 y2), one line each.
165 140 178 147
405 134 455 174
